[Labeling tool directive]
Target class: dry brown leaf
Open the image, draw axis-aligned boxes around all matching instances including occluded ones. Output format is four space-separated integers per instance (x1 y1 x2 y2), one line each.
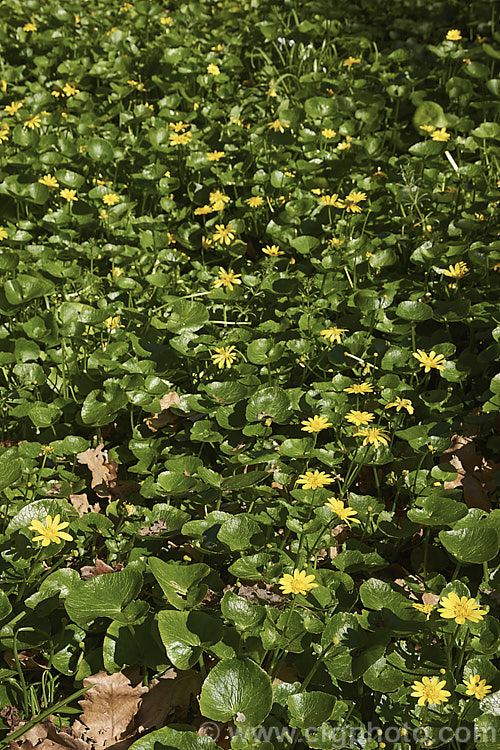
422 592 440 606
144 391 181 432
4 649 49 670
137 520 169 537
76 446 117 493
80 559 123 580
442 435 494 511
77 672 147 750
70 494 92 517
136 668 202 730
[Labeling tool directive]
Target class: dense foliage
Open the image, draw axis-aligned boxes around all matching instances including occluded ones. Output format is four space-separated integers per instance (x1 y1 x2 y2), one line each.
1 0 500 748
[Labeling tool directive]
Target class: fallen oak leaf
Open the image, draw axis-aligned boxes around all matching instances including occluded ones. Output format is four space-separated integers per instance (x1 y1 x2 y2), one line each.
77 672 147 750
80 558 123 580
144 391 181 432
76 445 117 495
136 668 202 730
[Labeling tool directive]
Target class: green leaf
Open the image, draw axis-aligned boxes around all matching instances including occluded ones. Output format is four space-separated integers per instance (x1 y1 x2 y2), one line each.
221 591 266 632
64 563 145 625
246 387 292 423
289 236 320 254
4 275 54 305
305 97 336 118
130 727 217 750
81 383 128 426
359 579 413 619
149 558 210 610
407 497 468 526
28 404 62 429
0 453 22 492
157 471 198 494
287 691 335 728
166 300 209 333
199 657 272 727
0 589 12 622
87 137 114 162
471 122 500 139
395 300 433 321
221 471 268 490
413 100 447 129
363 657 404 692
157 610 223 669
217 515 263 551
439 526 499 563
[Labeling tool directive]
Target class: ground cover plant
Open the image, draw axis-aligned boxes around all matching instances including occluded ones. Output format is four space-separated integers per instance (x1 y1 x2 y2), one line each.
0 0 500 748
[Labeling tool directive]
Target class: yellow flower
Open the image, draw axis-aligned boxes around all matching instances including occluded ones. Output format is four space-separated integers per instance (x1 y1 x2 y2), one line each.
320 193 345 207
0 80 6 93
344 382 374 395
169 121 188 132
413 349 447 372
345 410 375 426
325 498 360 526
344 200 362 214
99 209 109 220
267 119 289 133
169 131 192 145
321 128 337 138
23 22 38 32
301 415 332 433
342 56 361 67
24 114 41 129
213 223 235 246
296 470 334 490
29 514 73 547
446 29 462 41
420 124 436 133
337 141 351 151
279 569 318 596
411 677 451 707
160 15 172 25
59 188 78 202
209 189 230 211
102 193 120 206
38 174 59 188
4 101 23 115
385 397 414 415
431 127 451 142
354 427 390 448
463 675 492 700
207 63 220 76
213 268 242 291
246 196 265 208
0 227 8 240
438 593 486 625
320 326 348 344
211 345 239 369
194 205 215 215
262 244 284 257
207 150 225 161
0 124 9 143
63 83 79 97
104 315 124 331
112 267 124 277
412 603 435 620
443 261 469 279
345 191 367 204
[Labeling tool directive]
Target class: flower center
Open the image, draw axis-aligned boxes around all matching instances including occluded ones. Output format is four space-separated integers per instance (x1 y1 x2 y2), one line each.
454 603 470 619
